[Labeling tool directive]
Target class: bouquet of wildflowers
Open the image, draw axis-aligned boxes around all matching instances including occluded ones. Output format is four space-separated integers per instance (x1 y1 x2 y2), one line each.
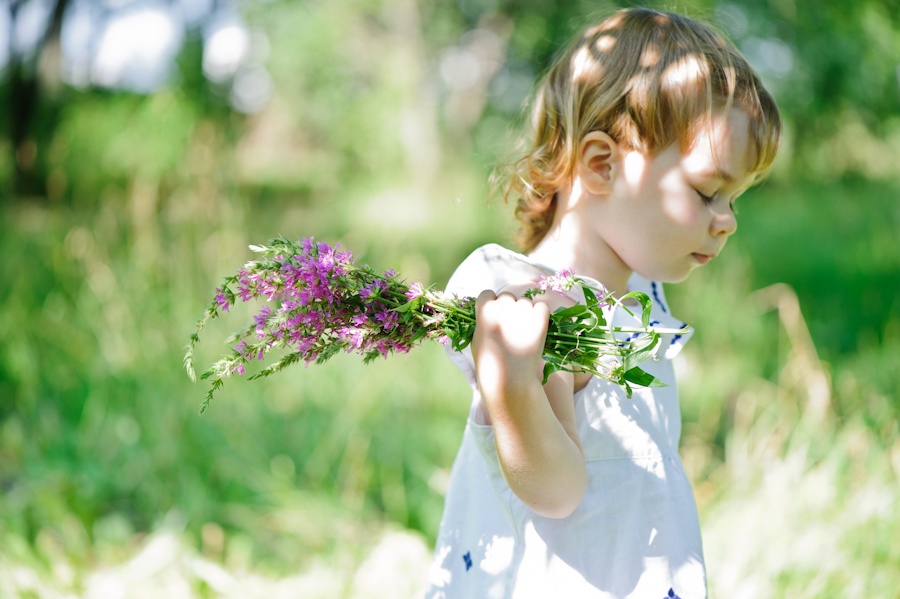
184 237 689 413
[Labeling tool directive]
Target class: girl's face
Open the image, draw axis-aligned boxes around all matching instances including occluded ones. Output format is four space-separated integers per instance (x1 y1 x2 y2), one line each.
601 109 757 283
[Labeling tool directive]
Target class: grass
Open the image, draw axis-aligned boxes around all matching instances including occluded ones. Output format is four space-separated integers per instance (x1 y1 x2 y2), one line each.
0 173 897 597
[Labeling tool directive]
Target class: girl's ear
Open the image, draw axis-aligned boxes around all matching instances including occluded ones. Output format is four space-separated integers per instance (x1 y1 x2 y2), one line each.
577 131 619 196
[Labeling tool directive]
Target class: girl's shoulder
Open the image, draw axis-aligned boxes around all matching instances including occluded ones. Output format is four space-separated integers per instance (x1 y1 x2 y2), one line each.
445 244 693 359
445 244 552 299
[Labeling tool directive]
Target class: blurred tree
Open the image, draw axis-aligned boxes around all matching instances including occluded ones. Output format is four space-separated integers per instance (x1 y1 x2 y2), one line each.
5 0 70 196
2 0 899 205
0 0 262 202
728 0 900 178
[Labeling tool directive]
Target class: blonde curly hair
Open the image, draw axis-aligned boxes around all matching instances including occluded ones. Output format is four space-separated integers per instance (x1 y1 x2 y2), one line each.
508 8 782 253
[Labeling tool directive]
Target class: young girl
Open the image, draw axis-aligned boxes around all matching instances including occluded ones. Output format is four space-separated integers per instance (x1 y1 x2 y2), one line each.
426 8 781 598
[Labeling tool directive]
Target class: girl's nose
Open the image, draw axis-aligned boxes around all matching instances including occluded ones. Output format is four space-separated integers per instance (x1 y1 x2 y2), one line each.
711 208 737 238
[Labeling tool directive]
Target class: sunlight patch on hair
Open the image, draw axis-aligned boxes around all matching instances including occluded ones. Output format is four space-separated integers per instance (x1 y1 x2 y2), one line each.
661 53 708 90
640 44 660 67
572 46 596 83
594 34 616 53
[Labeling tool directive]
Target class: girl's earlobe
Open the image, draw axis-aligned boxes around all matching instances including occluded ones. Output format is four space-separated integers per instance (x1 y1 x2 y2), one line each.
578 131 619 196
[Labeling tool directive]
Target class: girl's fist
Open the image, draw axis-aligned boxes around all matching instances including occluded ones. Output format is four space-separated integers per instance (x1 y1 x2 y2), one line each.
471 290 550 394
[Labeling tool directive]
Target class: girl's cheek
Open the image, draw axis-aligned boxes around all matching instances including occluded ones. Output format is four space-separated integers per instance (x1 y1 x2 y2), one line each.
657 172 698 223
661 193 699 224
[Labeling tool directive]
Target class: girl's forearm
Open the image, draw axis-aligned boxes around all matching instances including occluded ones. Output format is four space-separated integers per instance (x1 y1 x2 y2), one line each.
483 379 588 519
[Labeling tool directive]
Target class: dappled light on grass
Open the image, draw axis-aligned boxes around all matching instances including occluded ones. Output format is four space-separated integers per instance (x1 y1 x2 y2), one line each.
1 525 431 599
704 417 899 598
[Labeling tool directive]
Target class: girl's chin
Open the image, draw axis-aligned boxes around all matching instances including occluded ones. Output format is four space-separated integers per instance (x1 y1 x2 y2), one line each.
634 267 693 285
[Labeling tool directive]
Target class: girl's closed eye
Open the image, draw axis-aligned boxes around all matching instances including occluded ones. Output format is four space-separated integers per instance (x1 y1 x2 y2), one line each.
695 189 715 205
695 189 739 215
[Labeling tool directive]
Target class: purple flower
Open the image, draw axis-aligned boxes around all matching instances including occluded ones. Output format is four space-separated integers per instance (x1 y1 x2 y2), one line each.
339 327 366 349
215 289 232 312
405 282 425 301
537 268 578 294
254 305 271 329
375 307 399 331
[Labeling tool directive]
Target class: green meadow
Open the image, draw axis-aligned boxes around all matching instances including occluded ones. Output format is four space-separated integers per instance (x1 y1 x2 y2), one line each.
2 1 898 597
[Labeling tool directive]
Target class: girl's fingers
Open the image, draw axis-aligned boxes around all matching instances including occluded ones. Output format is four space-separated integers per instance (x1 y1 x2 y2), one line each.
475 289 498 312
475 290 520 323
471 289 554 388
474 290 550 348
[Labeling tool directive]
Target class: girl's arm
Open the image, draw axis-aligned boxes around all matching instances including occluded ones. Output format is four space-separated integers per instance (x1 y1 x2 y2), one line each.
472 289 588 519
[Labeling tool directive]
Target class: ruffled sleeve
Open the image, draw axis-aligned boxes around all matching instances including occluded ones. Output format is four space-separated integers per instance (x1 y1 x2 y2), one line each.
442 244 554 389
626 273 693 360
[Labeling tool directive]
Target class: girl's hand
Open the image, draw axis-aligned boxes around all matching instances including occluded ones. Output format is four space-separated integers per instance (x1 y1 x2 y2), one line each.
471 290 550 398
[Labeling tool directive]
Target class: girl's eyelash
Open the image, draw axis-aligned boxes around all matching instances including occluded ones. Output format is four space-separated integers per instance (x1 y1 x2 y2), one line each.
695 190 715 204
695 189 739 216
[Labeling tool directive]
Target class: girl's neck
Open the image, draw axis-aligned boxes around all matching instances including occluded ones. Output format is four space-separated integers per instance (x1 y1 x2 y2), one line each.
528 203 633 297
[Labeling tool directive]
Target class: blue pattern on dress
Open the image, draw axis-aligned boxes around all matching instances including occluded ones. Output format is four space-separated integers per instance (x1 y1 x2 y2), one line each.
651 281 668 313
670 321 688 347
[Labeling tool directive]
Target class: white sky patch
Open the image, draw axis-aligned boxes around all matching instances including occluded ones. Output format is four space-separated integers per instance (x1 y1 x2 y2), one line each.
4 0 271 106
203 22 250 83
60 0 94 87
90 2 183 93
0 8 10 70
203 15 272 112
178 0 214 28
11 0 54 57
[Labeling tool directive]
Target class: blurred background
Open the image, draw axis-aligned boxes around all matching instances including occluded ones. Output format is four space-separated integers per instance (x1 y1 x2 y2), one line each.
0 0 898 597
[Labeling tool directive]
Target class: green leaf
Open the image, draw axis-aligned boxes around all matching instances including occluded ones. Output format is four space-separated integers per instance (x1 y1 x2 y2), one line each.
393 299 419 313
622 367 666 389
622 334 661 372
588 305 607 327
581 284 598 308
617 291 653 328
542 360 558 384
552 304 588 320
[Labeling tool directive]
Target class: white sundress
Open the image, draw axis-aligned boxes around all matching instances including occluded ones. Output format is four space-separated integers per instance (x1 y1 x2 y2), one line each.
425 244 707 599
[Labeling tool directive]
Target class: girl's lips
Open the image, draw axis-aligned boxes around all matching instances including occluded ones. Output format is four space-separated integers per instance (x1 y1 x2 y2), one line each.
691 253 714 265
